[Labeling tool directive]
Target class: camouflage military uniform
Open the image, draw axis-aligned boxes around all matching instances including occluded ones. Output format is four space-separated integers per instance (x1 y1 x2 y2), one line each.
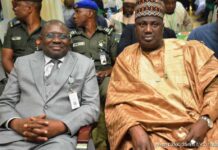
70 26 117 150
3 18 45 62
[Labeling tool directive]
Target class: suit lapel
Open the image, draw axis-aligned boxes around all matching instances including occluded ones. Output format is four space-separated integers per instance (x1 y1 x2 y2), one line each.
46 52 78 101
30 51 46 101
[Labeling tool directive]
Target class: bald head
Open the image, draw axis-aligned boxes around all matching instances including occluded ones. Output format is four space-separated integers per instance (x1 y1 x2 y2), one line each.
41 20 70 36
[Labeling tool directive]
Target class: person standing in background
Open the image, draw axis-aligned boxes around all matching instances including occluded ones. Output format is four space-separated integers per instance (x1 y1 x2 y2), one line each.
110 0 136 25
109 0 136 42
62 0 75 25
163 0 193 33
2 0 45 74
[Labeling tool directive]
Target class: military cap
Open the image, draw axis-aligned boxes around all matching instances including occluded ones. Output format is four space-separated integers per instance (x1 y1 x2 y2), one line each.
74 0 99 11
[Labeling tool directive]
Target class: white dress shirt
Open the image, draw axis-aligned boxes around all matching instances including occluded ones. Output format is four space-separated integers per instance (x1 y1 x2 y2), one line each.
44 55 64 77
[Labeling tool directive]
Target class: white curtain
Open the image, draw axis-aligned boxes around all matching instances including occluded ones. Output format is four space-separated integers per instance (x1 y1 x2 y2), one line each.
1 0 15 20
0 0 64 21
41 0 64 22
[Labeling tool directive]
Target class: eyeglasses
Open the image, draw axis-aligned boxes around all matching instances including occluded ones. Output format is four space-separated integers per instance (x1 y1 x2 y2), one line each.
44 33 70 40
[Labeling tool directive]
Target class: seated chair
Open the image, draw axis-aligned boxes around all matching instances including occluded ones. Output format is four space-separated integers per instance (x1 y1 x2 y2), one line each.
76 125 95 150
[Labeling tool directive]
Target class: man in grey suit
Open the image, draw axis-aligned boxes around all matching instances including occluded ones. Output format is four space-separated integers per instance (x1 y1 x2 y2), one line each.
0 39 7 95
0 20 100 150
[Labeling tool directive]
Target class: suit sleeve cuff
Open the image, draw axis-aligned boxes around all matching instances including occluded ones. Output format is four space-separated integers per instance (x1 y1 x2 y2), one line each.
5 117 20 130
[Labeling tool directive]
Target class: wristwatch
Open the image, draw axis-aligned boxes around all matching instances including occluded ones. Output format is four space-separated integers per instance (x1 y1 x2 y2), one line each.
200 115 213 128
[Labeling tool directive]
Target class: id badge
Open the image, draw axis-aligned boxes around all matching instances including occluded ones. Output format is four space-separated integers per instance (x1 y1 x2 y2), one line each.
100 52 107 65
69 92 80 110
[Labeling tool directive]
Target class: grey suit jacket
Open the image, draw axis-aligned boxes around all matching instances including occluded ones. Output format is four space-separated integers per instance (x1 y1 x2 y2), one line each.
0 51 100 144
